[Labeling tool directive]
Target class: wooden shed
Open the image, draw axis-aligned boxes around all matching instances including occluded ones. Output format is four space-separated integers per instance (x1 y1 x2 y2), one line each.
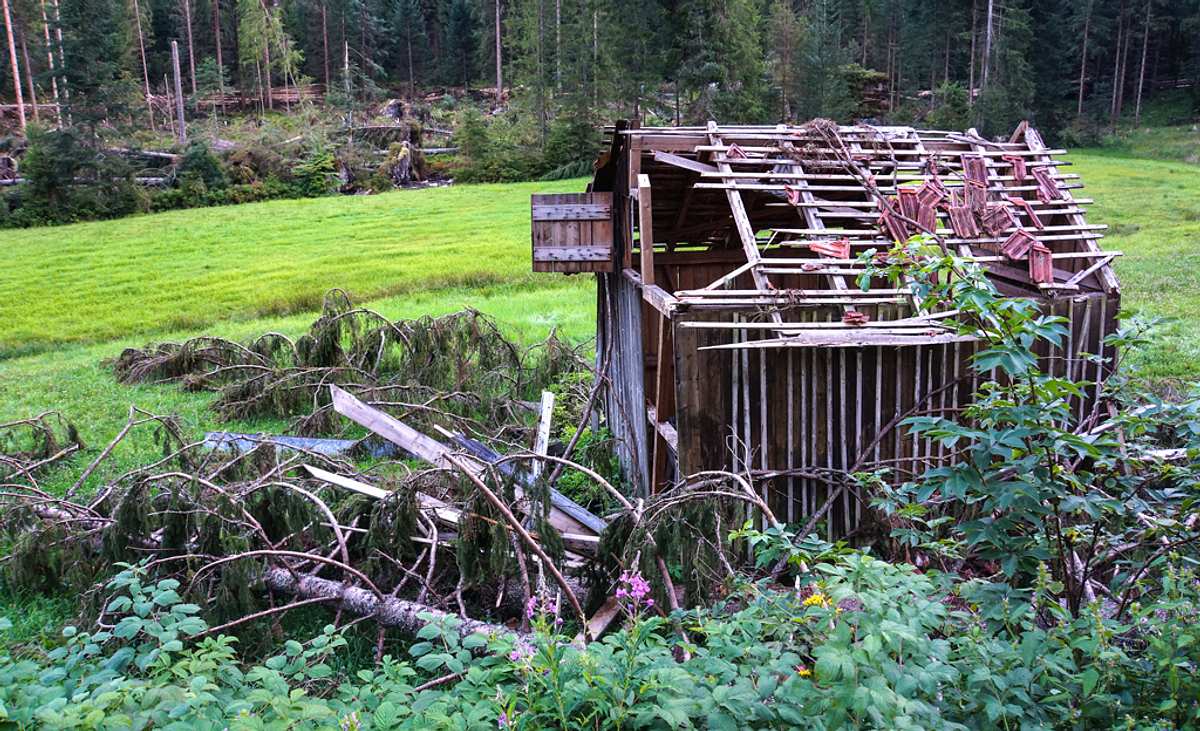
532 120 1120 535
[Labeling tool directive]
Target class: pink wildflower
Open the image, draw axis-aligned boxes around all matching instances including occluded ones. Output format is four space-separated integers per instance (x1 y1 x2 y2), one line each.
615 570 655 615
508 638 535 663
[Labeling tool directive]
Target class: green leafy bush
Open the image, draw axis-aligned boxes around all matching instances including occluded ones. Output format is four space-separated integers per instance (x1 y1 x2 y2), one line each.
3 553 1198 729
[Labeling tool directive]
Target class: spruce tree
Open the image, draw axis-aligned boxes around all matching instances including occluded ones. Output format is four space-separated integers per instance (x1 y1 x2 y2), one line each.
56 0 136 134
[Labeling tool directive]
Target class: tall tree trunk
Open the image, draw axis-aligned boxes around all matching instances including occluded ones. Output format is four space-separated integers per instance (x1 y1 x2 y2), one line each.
494 0 502 104
406 31 414 100
1110 0 1124 122
2 0 25 131
944 31 950 85
213 0 224 83
164 73 173 130
49 0 66 119
981 0 994 90
968 0 977 106
1116 5 1132 118
19 22 36 122
342 39 351 125
554 0 560 92
321 1 329 93
860 6 868 66
132 0 154 127
1134 0 1151 125
38 0 58 122
1077 6 1090 118
536 0 545 145
264 45 272 109
261 2 273 110
183 0 196 95
591 6 597 105
171 39 187 143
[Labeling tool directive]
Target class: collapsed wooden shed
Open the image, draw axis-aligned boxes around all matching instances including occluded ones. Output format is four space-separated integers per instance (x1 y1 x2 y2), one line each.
532 120 1120 535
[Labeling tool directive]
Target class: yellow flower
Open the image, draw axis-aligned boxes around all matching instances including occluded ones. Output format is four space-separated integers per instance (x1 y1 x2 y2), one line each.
795 665 813 677
802 592 831 608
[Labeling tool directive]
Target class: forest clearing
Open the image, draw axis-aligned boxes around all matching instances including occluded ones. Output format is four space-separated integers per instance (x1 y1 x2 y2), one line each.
2 127 1200 727
3 0 1200 725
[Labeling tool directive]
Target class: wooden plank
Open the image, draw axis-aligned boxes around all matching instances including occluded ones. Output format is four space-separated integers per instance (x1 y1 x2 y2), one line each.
645 405 680 452
676 288 910 297
532 203 613 221
331 385 456 468
676 296 907 306
531 391 555 482
652 149 718 175
622 268 678 315
694 182 1085 194
532 245 612 262
328 385 594 537
574 597 622 645
637 174 656 289
706 122 784 330
303 464 462 526
699 331 975 349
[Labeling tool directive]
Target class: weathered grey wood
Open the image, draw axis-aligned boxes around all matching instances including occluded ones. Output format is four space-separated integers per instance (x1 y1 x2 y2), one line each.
328 386 592 537
532 203 612 221
652 149 718 175
533 246 612 261
303 464 463 526
699 331 975 349
531 390 555 482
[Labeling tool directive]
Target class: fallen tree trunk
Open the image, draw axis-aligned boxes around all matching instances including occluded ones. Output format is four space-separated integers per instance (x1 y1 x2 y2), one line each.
263 568 523 641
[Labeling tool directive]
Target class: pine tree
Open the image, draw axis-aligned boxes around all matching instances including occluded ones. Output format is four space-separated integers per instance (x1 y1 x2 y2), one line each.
56 0 136 133
768 0 802 121
794 0 854 121
389 0 425 98
442 0 474 87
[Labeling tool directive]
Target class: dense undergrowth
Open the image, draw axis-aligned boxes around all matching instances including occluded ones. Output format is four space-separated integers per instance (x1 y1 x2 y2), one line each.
2 551 1197 729
1 127 341 229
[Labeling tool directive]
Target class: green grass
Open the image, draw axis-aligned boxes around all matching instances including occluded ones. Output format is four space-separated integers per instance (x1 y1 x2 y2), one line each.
1091 124 1200 166
1072 151 1200 388
0 178 587 357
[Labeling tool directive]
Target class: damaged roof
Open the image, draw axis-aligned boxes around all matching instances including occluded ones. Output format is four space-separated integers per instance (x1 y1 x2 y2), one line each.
588 120 1118 348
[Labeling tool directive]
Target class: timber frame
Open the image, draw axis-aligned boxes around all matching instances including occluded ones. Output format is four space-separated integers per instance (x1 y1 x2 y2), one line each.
534 120 1120 535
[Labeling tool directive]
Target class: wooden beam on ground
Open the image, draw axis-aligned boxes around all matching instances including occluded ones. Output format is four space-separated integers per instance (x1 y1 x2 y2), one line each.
302 464 462 526
328 385 593 537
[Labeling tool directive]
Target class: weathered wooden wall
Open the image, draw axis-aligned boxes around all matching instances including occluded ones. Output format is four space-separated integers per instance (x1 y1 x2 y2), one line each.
666 291 1118 534
597 271 650 496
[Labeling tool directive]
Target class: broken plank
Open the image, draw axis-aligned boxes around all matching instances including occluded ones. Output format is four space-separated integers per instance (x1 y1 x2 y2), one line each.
328 385 594 537
532 391 556 481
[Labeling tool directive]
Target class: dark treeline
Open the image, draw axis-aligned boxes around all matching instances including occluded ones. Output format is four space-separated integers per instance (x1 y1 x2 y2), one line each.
2 0 1199 166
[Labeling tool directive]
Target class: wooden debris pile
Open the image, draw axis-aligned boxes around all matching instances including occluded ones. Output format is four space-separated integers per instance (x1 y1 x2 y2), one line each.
1 296 775 649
